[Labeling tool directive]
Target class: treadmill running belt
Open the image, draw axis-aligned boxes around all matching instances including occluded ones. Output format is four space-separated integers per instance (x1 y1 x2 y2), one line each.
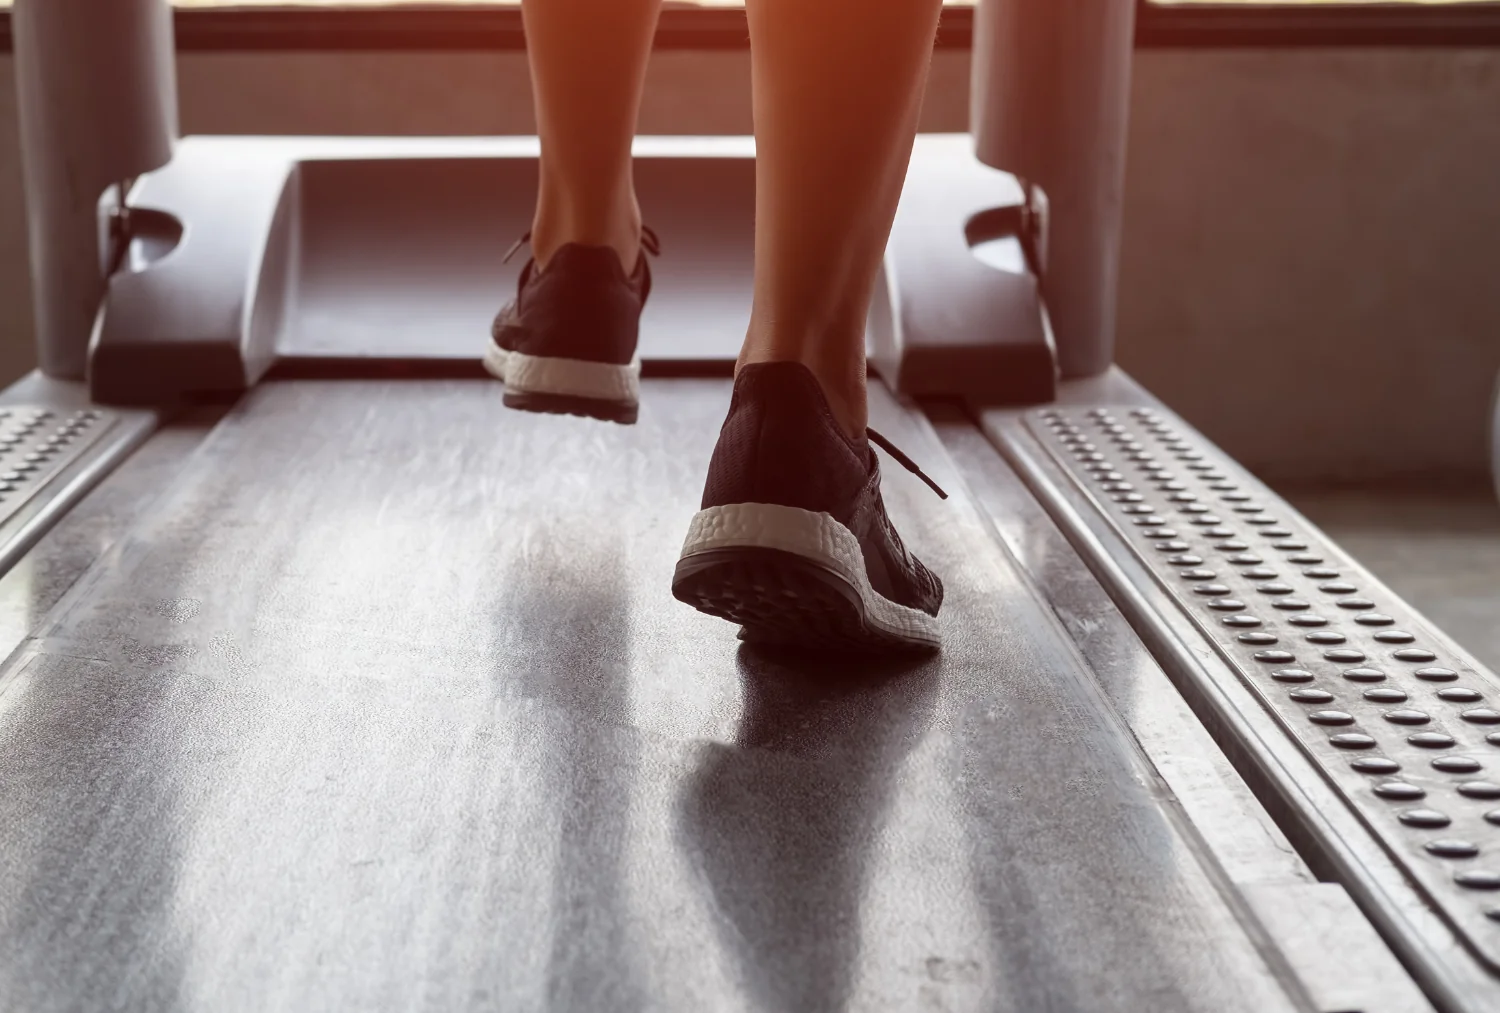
0 380 1301 1012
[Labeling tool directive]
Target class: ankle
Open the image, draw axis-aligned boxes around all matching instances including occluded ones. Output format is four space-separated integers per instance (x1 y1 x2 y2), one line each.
531 189 643 274
737 333 868 440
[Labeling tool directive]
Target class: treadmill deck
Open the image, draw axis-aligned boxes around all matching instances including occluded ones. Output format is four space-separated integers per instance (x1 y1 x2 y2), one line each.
0 379 1307 1012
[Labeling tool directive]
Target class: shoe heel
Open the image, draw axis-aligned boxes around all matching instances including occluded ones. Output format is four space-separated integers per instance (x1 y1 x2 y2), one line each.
673 546 869 646
672 545 937 653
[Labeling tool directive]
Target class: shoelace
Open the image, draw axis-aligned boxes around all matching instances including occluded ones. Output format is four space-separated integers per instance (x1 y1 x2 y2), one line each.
868 428 947 500
503 225 662 265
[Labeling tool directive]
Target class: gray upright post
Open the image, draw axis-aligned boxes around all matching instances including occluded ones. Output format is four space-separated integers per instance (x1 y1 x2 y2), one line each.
970 0 1136 378
13 0 178 379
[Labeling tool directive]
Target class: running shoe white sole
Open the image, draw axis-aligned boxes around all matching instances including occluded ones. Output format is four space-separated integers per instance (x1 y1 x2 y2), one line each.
484 344 641 424
672 502 941 651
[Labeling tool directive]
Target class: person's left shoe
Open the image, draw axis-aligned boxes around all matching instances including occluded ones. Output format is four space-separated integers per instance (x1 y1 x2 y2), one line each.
485 228 659 425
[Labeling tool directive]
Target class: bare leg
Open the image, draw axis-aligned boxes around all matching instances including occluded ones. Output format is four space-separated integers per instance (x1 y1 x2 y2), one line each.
521 0 662 271
741 0 944 437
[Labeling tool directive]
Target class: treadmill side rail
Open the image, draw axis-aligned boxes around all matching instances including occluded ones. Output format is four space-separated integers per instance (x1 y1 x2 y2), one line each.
986 389 1500 1009
0 375 160 590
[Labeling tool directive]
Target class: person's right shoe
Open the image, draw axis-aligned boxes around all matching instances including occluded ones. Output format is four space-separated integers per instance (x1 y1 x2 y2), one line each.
672 362 946 652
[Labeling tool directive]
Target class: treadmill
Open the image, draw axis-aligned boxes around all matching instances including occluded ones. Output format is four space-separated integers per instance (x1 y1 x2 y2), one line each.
1 2 1495 1011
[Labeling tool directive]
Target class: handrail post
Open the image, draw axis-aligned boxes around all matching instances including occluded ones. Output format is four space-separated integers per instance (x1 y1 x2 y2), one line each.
13 0 179 379
970 0 1138 377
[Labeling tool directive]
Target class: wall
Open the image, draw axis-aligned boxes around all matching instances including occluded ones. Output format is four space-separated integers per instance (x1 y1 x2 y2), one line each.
0 46 1496 482
1123 49 1500 485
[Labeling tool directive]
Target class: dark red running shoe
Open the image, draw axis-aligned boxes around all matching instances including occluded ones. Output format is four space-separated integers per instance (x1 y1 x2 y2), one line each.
486 229 659 425
673 362 945 652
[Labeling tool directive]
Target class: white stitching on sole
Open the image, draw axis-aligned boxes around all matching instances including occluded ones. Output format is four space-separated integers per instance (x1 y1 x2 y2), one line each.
679 502 940 646
484 344 640 404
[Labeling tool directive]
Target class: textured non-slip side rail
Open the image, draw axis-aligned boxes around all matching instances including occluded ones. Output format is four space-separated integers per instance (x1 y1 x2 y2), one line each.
0 404 158 581
0 407 114 526
1025 405 1500 974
